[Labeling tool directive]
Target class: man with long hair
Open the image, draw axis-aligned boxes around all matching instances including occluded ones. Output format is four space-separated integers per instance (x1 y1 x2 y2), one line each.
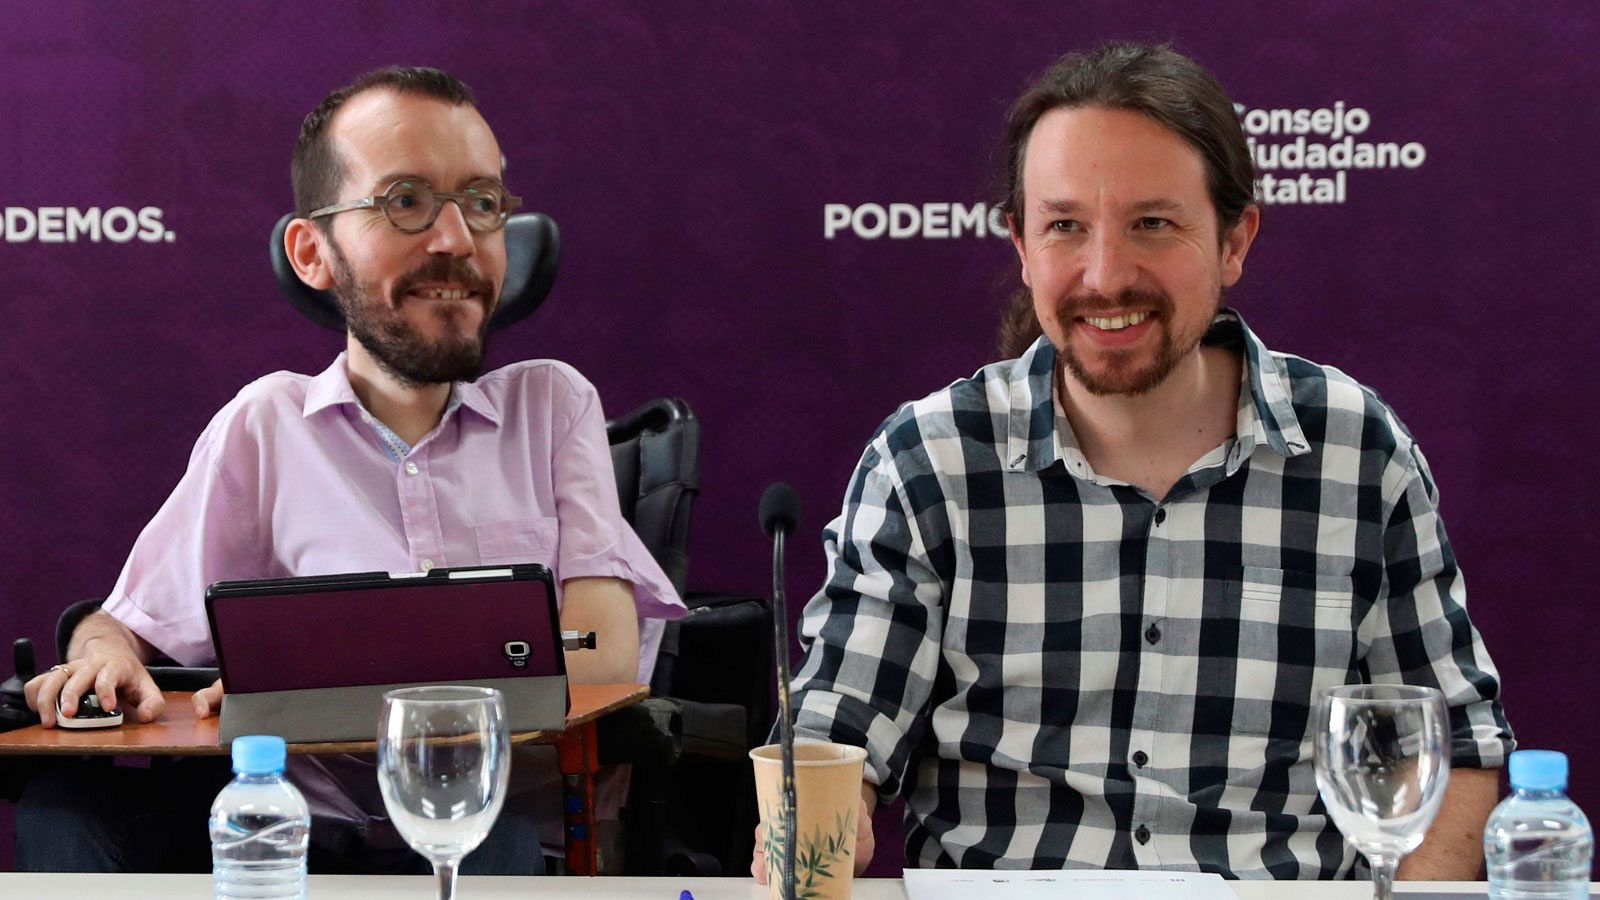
772 43 1511 880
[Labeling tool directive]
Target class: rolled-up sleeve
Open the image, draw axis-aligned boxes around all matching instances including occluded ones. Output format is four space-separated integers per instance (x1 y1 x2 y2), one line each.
549 368 685 624
789 435 948 803
1365 444 1514 768
101 416 263 667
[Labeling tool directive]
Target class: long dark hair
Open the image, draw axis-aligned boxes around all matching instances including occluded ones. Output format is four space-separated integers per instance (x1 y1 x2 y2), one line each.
995 42 1257 358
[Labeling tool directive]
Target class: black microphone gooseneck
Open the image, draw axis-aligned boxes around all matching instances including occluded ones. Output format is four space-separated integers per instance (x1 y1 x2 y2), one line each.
759 482 801 900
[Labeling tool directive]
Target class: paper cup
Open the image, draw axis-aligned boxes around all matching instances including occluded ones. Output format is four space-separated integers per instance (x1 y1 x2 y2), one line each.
750 741 868 900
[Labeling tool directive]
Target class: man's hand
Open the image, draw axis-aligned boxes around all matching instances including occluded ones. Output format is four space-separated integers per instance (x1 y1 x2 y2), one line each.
192 678 226 719
24 609 166 727
24 652 164 726
752 784 877 882
1397 766 1500 880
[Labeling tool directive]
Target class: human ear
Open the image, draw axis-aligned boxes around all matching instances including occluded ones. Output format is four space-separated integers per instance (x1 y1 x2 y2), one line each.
1008 213 1032 288
284 218 335 290
1219 204 1261 288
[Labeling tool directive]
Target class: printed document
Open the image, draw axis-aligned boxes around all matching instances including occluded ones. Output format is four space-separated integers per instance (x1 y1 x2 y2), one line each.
903 869 1237 900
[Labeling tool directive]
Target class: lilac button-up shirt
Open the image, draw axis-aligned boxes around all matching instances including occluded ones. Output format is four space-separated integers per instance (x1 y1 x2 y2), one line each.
103 352 685 675
100 354 685 847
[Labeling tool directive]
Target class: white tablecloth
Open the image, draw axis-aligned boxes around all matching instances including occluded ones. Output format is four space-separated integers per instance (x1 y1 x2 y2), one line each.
0 873 1529 898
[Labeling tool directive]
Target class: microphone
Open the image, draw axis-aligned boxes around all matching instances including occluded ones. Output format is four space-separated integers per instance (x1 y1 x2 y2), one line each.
759 482 801 539
759 481 801 900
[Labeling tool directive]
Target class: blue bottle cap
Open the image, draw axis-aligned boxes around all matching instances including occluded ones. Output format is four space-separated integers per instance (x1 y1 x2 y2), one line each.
231 734 288 775
1509 749 1568 792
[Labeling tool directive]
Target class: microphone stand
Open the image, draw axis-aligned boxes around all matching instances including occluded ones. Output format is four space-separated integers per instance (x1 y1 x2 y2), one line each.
771 524 798 900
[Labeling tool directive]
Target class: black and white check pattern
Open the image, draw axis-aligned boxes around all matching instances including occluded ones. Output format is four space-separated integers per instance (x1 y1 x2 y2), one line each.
789 310 1513 879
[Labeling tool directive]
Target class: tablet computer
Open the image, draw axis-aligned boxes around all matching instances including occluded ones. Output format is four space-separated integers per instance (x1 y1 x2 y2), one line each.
204 564 567 743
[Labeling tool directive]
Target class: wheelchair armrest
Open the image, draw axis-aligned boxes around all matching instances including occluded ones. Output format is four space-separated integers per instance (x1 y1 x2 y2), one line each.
678 700 750 761
597 697 683 767
148 666 220 693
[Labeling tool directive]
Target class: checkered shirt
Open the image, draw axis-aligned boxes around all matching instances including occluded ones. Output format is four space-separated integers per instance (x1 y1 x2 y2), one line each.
788 310 1513 879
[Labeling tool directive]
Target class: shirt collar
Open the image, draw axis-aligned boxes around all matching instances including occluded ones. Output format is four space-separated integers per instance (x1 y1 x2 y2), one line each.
1004 336 1063 473
302 352 503 427
1004 308 1309 474
450 376 501 426
1209 309 1310 459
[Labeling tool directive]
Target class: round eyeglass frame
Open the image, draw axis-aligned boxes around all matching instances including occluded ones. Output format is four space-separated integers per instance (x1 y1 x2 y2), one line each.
308 179 524 234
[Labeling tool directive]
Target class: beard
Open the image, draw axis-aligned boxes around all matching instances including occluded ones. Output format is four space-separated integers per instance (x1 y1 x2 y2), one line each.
1054 286 1218 397
328 244 497 386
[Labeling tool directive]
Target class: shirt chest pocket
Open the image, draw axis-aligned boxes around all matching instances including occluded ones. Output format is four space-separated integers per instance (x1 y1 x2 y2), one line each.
474 517 559 567
1229 565 1358 737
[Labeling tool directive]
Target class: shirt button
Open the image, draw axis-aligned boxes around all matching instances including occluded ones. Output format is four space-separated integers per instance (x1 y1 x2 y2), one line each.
420 559 435 572
1132 751 1148 767
1145 624 1162 645
1135 824 1151 845
404 461 419 476
1154 508 1166 525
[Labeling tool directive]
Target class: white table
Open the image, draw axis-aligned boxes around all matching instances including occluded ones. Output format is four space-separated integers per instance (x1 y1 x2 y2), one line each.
0 874 1540 897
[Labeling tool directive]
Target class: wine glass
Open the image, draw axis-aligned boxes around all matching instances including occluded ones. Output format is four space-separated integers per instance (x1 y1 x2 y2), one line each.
378 686 510 900
1314 684 1451 899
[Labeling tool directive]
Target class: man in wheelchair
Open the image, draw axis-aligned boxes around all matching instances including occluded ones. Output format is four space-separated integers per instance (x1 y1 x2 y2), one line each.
19 65 683 875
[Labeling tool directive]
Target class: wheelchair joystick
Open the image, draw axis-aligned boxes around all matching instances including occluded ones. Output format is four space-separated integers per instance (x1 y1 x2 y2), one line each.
0 638 42 732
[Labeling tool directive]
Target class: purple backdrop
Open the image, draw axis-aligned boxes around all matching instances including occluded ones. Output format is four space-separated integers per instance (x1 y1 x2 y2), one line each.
3 0 1596 876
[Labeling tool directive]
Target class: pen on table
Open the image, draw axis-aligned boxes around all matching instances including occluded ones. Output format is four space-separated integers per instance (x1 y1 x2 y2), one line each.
678 891 694 900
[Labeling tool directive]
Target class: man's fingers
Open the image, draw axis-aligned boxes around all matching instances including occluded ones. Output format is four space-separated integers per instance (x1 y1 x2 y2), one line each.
854 796 876 874
134 690 166 723
24 672 60 726
192 678 224 719
22 673 46 712
26 657 156 727
60 666 101 718
95 666 121 713
130 671 165 723
751 822 768 882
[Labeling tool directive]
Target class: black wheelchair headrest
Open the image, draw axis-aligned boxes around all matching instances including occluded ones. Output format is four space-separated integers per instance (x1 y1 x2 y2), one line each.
268 212 560 332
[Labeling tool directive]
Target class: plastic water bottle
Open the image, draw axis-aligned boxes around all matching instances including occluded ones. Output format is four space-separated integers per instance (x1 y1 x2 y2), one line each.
210 735 310 900
1485 749 1593 899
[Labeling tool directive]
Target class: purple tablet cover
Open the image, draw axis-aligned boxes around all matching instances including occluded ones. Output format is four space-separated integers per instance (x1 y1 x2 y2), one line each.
211 576 561 694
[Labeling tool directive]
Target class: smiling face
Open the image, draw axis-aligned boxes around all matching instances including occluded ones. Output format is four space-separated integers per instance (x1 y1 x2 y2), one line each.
1011 105 1257 396
316 89 508 385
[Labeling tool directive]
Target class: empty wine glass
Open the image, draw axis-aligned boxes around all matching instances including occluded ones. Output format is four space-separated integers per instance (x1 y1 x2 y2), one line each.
1314 684 1451 899
378 686 510 900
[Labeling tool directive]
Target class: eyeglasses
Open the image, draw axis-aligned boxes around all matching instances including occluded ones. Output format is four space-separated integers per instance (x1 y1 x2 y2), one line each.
308 179 523 234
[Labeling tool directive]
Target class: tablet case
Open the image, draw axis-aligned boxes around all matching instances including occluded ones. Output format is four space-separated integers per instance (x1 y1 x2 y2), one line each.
205 564 567 744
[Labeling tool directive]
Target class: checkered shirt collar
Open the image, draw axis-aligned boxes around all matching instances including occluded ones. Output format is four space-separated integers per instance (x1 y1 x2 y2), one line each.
1006 308 1312 474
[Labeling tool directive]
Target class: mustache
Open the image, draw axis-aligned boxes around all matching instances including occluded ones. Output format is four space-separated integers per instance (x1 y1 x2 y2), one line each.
1059 287 1173 319
391 255 496 304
